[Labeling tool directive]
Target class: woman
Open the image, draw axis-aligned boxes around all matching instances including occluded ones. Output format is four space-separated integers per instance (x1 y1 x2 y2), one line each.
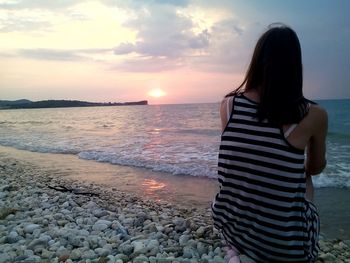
211 24 328 263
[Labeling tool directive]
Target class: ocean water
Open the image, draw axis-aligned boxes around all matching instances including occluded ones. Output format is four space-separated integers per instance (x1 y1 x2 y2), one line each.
0 100 349 188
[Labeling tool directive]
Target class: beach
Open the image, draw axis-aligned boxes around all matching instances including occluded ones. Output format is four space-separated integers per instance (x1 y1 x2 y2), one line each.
0 146 349 263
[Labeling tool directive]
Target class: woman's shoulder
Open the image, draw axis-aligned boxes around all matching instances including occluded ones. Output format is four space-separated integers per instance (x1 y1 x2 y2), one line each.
308 104 328 124
304 104 328 132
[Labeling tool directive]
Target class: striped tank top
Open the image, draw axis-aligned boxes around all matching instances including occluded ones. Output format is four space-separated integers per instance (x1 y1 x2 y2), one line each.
212 94 320 263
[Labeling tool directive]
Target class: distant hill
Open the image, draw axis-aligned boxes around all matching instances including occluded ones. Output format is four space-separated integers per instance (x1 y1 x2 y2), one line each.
0 99 148 109
0 99 32 107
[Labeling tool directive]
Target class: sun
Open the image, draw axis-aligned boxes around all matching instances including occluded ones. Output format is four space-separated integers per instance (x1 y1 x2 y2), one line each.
148 88 166 98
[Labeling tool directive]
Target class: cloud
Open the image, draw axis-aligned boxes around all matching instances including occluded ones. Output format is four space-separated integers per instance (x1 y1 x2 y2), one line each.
111 3 248 72
18 49 84 61
0 17 51 32
111 56 183 72
111 4 248 73
0 0 248 73
0 47 114 62
114 4 207 59
0 0 84 10
113 42 135 55
128 0 190 7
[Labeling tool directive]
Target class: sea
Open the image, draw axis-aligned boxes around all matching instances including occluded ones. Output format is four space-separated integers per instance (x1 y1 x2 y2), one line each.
0 99 349 189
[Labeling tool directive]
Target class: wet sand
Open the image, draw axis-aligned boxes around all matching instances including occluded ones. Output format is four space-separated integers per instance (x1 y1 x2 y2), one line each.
1 145 349 240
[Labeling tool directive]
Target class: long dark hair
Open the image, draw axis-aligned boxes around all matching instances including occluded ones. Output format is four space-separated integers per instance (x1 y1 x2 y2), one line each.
227 24 311 124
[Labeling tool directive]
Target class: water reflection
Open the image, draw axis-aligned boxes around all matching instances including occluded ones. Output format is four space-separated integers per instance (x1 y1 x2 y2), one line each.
141 179 166 199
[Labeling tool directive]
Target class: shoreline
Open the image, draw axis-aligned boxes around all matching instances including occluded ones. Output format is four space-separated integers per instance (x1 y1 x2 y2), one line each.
1 154 228 263
1 146 350 240
0 146 350 262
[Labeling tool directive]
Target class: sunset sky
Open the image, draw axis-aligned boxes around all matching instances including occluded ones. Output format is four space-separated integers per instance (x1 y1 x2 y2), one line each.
1 0 349 104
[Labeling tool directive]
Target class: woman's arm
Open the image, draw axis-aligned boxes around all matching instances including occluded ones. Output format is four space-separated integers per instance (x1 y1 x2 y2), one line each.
305 105 328 176
220 97 233 132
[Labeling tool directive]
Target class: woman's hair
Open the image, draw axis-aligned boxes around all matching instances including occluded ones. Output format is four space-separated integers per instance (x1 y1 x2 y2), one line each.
227 23 311 124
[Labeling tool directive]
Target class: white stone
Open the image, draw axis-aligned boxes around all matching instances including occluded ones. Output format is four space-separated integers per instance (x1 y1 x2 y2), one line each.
92 223 108 231
24 224 40 233
95 219 112 227
132 240 146 253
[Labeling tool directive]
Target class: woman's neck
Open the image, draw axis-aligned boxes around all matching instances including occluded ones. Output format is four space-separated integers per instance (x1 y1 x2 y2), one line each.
243 89 260 103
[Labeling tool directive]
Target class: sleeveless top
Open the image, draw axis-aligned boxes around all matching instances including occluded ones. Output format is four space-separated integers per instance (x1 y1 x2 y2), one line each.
212 94 320 263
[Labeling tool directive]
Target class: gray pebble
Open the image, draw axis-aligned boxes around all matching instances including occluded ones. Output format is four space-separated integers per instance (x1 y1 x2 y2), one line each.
6 231 19 244
24 224 40 234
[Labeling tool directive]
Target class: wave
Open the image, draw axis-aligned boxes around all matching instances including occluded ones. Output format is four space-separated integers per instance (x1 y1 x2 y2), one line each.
78 150 218 179
327 132 350 141
145 128 220 137
0 120 54 125
0 140 80 155
0 141 349 188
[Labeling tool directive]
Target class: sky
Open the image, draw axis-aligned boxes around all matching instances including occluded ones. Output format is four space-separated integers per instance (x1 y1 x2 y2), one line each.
0 0 349 104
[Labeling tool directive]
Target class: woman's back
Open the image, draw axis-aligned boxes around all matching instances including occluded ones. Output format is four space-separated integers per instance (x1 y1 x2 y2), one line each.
212 93 320 262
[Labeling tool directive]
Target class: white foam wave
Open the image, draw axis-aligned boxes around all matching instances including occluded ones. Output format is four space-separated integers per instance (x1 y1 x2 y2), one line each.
78 150 218 179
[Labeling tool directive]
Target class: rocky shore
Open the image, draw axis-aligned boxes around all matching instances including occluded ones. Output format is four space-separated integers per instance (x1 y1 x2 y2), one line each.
0 157 349 263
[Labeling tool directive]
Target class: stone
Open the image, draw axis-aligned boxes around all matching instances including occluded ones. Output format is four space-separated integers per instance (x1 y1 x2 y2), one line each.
146 239 159 250
41 249 53 259
6 231 19 243
26 255 41 263
179 235 190 246
83 249 96 260
105 255 116 263
93 223 109 231
68 235 86 247
196 226 205 237
213 255 226 263
132 241 146 253
197 242 207 256
119 243 134 256
0 253 11 263
70 249 82 260
157 258 173 263
93 209 108 217
182 246 195 259
56 247 70 258
143 222 157 232
28 238 48 250
133 255 149 263
24 224 40 233
96 248 111 257
115 253 129 262
96 219 112 227
319 252 336 263
214 247 222 256
24 249 34 257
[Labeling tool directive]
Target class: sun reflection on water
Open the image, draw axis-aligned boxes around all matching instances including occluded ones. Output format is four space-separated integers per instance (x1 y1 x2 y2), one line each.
141 179 166 199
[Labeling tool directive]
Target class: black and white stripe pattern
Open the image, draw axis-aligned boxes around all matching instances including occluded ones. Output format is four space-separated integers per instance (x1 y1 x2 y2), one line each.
212 94 320 263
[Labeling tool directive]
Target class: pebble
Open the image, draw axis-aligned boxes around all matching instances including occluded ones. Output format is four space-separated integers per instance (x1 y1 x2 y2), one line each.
93 223 109 231
24 224 40 234
70 249 82 260
6 231 19 244
0 157 349 263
